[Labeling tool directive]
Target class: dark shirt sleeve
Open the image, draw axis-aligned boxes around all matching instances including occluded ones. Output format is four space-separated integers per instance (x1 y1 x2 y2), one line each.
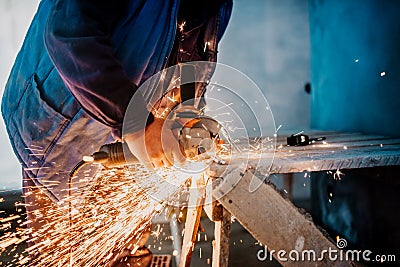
44 0 154 137
217 0 233 42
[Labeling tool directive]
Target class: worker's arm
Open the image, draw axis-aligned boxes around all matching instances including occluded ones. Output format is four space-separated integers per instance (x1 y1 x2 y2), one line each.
44 0 154 136
44 0 184 168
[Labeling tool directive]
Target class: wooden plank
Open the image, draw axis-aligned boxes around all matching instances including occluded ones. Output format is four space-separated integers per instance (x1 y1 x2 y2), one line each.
204 178 223 222
269 151 400 174
275 131 386 143
266 151 397 168
179 175 206 267
274 130 387 145
279 136 400 147
212 207 231 267
275 139 400 152
246 130 396 149
271 146 400 163
231 132 400 158
225 132 400 174
226 148 400 175
212 170 356 267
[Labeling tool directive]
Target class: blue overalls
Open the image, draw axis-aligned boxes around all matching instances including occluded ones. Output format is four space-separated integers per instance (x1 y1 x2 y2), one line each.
1 0 232 202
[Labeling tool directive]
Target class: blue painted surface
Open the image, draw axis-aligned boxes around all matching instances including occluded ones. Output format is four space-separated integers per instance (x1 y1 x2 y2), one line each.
309 0 400 136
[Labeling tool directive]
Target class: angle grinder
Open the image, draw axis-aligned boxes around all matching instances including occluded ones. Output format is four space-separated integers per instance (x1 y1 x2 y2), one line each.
70 115 221 178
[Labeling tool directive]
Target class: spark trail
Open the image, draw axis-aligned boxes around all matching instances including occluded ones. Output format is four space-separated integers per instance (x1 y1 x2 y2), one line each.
0 123 273 266
0 163 202 266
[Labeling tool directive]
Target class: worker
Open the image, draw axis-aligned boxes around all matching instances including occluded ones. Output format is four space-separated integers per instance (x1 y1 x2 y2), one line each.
1 0 232 266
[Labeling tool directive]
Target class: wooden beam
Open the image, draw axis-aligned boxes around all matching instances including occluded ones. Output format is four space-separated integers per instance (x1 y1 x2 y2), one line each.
212 207 231 267
212 169 356 266
179 175 206 267
204 177 223 222
235 131 400 175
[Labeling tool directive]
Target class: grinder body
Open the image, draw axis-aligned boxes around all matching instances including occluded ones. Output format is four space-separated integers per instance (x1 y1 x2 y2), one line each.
85 116 220 168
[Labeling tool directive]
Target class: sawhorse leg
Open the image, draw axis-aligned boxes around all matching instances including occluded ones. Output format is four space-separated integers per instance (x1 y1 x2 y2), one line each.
212 206 231 267
179 176 232 267
179 175 206 267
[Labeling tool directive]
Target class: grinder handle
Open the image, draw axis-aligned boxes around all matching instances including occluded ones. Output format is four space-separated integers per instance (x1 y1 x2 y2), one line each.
95 142 138 167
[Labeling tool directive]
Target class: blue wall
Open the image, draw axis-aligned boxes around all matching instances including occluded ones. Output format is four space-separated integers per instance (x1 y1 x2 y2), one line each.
309 0 400 136
219 0 311 132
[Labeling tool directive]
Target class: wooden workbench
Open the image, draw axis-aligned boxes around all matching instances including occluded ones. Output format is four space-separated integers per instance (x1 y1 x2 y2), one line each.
263 130 400 174
208 130 400 267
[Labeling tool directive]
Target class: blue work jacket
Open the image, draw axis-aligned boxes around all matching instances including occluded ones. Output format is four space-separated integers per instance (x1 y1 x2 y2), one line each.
1 0 232 201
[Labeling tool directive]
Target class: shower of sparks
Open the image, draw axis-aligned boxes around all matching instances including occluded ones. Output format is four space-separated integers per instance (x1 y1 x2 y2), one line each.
293 130 304 136
179 21 186 33
211 102 233 112
172 76 181 85
333 169 344 180
0 164 205 266
166 95 177 103
0 107 277 266
203 42 210 52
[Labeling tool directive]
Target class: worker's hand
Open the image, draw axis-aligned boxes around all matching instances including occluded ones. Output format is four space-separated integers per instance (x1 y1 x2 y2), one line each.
124 117 186 169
